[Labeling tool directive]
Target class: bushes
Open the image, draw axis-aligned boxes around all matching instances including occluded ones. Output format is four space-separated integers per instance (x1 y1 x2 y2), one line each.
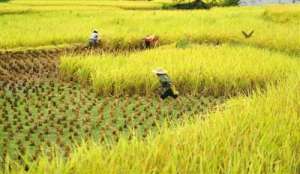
164 0 240 9
203 0 240 6
162 0 209 10
222 0 240 6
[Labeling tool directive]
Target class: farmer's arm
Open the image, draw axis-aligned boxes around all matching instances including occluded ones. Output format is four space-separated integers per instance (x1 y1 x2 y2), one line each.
158 74 172 87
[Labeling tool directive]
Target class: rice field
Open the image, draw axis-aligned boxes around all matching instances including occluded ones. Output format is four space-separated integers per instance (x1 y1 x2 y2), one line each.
0 80 224 164
0 1 300 173
7 78 298 174
0 46 226 165
60 44 300 96
0 2 300 53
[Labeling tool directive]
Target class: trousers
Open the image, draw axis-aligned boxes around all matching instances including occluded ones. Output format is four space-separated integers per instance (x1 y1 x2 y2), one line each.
160 88 178 99
89 39 99 48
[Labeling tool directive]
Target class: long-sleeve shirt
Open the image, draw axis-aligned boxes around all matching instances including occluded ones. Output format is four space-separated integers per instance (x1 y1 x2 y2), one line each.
90 32 99 41
157 74 172 88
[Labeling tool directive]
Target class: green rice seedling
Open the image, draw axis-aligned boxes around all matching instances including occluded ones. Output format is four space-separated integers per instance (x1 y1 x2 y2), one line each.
67 135 73 143
22 136 31 146
28 77 300 173
29 140 35 147
43 127 49 135
18 145 25 156
45 141 51 148
0 78 225 164
70 131 79 140
75 123 81 130
63 145 71 158
112 118 118 125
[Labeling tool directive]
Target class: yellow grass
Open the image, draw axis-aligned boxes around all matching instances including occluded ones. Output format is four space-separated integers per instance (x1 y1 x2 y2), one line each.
0 3 299 54
60 44 300 96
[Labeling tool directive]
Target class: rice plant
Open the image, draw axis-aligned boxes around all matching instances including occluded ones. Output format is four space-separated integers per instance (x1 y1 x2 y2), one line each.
60 44 300 96
0 3 299 54
0 79 222 163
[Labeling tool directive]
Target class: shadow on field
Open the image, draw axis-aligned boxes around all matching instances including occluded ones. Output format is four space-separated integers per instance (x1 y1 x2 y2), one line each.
116 0 210 10
0 10 38 16
162 0 210 10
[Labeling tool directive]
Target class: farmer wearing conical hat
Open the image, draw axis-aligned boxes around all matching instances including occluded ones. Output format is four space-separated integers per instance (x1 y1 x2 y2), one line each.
153 68 179 99
144 35 159 48
89 29 100 48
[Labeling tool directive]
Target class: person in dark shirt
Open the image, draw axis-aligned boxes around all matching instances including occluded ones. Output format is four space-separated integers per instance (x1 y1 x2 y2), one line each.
144 35 159 48
153 68 179 99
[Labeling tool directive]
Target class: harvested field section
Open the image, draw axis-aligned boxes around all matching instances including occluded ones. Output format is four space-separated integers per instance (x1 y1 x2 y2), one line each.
0 56 57 81
0 80 225 164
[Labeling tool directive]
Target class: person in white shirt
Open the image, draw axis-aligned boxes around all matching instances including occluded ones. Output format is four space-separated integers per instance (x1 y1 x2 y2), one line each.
89 29 100 48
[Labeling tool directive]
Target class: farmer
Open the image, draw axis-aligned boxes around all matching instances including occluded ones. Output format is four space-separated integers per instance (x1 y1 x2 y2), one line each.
153 68 179 99
143 35 159 48
88 29 100 48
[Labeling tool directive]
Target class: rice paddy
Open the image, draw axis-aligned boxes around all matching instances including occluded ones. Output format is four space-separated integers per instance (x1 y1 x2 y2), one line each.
0 2 300 54
0 80 224 164
0 1 299 173
60 44 300 96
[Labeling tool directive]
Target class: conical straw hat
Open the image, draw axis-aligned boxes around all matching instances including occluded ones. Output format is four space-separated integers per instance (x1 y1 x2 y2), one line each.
152 68 167 75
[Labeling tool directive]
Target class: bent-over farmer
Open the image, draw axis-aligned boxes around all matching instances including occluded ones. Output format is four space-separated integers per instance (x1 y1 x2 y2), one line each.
153 68 179 99
144 35 159 48
88 29 100 48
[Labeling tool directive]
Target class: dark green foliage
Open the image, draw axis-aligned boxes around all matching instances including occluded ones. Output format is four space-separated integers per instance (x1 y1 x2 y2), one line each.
163 0 239 9
222 0 240 6
163 0 209 10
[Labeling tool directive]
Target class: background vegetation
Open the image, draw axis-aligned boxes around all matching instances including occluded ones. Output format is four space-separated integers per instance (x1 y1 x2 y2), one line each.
0 2 299 54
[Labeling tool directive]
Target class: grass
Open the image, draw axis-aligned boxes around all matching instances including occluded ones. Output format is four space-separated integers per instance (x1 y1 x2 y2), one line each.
0 3 300 54
262 5 300 23
60 44 300 96
4 75 300 174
